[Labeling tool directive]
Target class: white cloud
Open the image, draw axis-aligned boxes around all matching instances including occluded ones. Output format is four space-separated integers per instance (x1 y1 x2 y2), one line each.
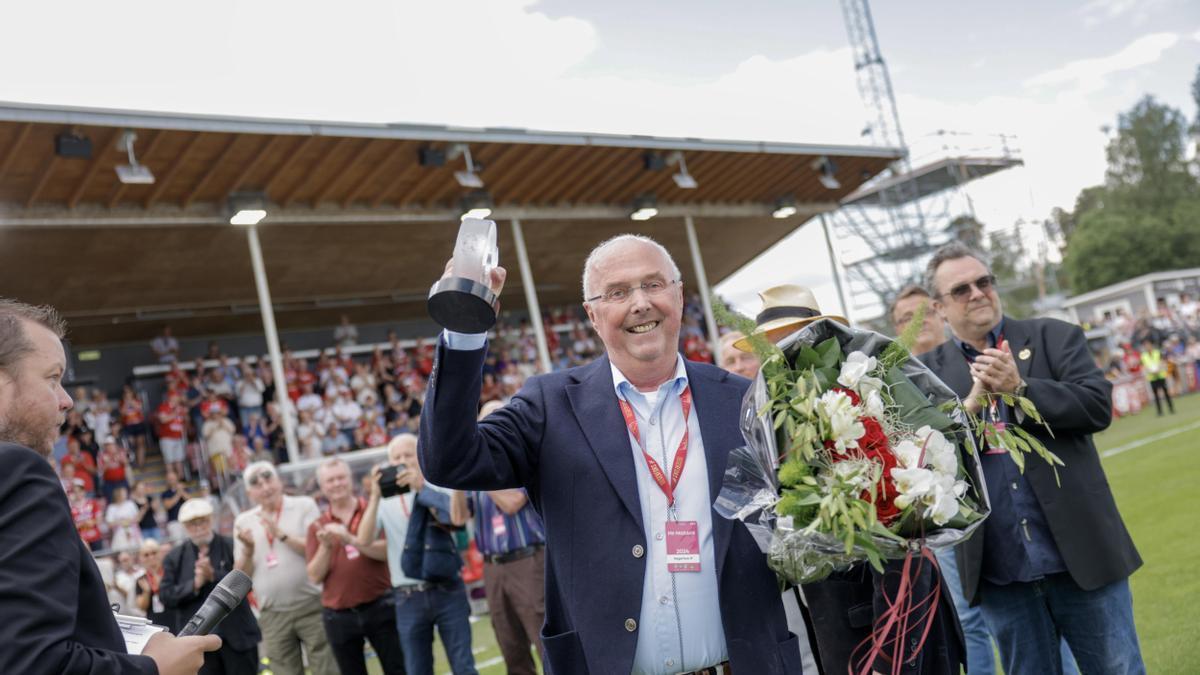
1023 32 1180 94
1079 0 1174 27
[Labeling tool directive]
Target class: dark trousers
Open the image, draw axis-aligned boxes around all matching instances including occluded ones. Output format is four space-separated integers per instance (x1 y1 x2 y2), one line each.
200 645 257 675
322 594 407 675
1149 379 1174 415
483 548 546 675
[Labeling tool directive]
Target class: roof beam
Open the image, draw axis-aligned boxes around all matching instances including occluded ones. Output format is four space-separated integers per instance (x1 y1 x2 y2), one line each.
25 154 61 208
181 134 241 208
262 136 316 201
280 137 347 207
494 145 579 205
0 201 836 228
226 135 284 194
543 147 638 204
143 133 204 207
484 144 560 199
0 122 32 185
107 130 165 208
309 138 376 206
67 128 123 209
0 102 905 160
369 152 424 208
342 141 408 207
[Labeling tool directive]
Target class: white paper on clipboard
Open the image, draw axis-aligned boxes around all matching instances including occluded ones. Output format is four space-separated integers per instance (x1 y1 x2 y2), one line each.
114 612 167 655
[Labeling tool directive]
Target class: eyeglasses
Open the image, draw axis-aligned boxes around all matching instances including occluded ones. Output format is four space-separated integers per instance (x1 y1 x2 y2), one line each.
247 469 275 487
586 279 680 304
939 274 996 302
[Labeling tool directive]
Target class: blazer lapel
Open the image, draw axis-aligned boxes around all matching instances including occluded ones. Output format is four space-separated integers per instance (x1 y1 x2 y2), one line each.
565 356 645 531
1002 317 1035 381
930 342 973 398
686 362 742 578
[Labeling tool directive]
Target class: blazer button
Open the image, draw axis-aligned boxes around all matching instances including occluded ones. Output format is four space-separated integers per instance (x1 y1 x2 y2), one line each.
624 618 638 632
632 544 645 558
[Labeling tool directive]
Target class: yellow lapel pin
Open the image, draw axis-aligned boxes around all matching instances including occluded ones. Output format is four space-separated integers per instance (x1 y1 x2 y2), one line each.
1018 348 1032 361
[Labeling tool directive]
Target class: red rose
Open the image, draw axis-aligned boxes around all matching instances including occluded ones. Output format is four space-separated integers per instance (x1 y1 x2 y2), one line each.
859 416 889 456
833 387 861 405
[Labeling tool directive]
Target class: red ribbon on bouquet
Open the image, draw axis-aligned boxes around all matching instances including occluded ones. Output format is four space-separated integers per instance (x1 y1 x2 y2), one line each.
848 543 944 675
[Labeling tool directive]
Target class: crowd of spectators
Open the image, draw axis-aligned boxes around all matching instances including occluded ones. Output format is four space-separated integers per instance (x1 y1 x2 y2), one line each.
1085 294 1200 399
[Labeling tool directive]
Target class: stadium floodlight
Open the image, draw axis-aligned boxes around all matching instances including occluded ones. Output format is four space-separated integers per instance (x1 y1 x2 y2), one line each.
812 156 841 191
772 197 798 219
115 130 155 184
459 190 493 220
630 194 658 221
668 151 698 190
448 144 484 189
228 192 269 226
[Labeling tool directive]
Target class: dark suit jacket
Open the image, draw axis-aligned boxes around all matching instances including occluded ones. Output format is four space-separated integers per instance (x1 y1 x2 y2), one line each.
921 316 1142 604
0 442 157 674
420 345 801 675
160 532 261 652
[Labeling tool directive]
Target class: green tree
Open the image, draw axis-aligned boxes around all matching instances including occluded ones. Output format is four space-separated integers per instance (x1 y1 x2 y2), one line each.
1064 205 1200 291
1061 89 1200 292
1102 96 1196 212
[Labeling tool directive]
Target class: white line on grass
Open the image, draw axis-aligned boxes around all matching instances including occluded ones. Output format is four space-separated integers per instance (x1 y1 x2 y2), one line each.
1100 419 1200 458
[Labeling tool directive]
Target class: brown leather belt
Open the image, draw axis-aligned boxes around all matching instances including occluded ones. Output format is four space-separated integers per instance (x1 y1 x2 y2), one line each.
678 661 731 675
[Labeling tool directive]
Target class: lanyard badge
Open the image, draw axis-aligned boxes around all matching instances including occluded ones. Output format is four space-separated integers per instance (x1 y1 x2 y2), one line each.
618 386 700 573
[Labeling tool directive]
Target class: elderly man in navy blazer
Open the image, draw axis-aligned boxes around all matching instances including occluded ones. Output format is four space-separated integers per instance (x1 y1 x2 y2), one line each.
419 235 800 675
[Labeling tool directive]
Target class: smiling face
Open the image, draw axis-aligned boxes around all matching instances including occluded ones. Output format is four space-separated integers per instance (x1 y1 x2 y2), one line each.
932 255 1003 342
0 320 73 457
583 239 683 385
316 460 354 503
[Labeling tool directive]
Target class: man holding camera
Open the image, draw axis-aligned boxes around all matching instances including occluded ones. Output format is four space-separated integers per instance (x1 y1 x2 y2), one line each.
305 458 405 675
355 434 476 675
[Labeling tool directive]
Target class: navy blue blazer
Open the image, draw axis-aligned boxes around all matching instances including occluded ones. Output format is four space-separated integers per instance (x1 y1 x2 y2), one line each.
0 442 157 674
419 344 801 675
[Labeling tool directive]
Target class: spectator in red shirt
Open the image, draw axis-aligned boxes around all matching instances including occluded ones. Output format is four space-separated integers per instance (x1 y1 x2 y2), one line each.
119 385 149 467
60 436 97 494
69 480 104 551
156 393 188 478
306 458 405 675
98 438 131 503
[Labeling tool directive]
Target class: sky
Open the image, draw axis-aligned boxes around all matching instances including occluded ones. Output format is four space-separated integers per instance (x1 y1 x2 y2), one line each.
2 0 1198 320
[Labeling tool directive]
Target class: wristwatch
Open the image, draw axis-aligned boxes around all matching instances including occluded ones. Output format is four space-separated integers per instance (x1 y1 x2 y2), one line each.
1014 379 1028 398
280 533 289 543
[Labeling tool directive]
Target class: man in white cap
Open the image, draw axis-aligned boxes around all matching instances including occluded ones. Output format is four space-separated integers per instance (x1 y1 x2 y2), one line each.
161 498 262 675
234 461 336 675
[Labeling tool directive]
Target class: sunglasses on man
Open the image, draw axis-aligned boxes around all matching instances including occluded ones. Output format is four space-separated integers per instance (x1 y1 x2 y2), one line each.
939 274 996 302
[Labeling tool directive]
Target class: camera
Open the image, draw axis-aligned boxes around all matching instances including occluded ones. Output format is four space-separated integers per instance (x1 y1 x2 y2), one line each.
378 463 411 499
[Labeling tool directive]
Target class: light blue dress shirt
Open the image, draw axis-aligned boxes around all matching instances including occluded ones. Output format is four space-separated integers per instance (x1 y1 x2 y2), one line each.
611 355 727 675
443 331 727 673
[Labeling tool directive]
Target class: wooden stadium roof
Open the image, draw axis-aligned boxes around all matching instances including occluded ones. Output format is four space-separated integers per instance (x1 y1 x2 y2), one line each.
0 101 903 346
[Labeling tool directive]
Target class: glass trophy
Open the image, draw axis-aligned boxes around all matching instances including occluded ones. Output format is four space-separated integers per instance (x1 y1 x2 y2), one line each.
427 218 500 333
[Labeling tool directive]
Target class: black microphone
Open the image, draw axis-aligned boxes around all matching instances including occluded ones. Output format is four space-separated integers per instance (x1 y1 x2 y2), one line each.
177 570 252 637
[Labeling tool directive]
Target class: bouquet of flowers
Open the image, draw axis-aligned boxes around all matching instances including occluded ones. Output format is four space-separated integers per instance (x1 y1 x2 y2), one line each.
715 305 1060 585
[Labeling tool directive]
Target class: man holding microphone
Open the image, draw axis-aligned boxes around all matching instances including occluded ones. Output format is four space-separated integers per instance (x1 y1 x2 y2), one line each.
0 298 220 674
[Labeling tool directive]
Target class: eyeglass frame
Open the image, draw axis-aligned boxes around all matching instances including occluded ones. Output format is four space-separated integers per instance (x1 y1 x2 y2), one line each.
585 278 681 304
937 274 997 303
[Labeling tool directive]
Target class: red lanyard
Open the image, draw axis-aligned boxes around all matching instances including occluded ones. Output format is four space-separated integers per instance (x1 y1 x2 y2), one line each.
264 506 283 548
617 386 692 507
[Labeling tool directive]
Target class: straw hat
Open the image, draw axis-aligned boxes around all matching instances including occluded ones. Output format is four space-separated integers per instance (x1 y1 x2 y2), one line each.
733 284 847 352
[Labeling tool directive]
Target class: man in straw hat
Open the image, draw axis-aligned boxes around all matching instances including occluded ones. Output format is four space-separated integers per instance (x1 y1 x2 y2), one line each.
0 297 221 675
734 284 964 675
420 234 802 674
